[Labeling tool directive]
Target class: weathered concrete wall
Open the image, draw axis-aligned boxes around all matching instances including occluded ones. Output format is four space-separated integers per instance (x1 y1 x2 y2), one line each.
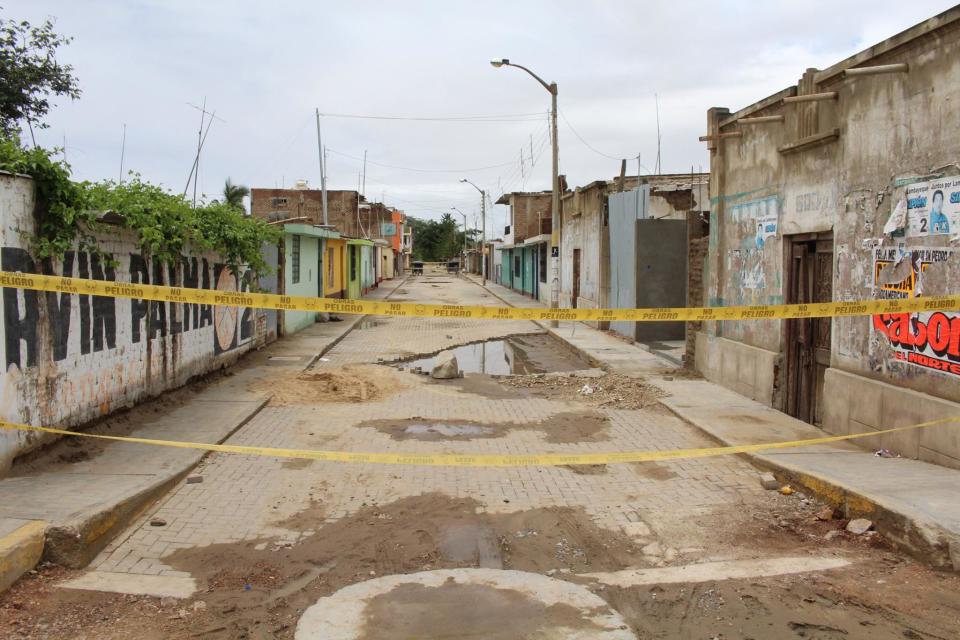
0 174 258 473
559 185 607 314
702 8 960 465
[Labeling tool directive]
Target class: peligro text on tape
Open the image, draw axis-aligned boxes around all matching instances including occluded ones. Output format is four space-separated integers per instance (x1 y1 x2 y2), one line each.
0 270 957 322
1 417 957 467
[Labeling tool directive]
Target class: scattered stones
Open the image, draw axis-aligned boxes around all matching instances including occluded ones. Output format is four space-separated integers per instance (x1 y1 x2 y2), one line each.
816 507 835 521
192 601 207 612
759 472 779 490
159 597 178 608
149 517 167 527
846 518 874 535
824 530 842 541
186 476 203 484
430 350 460 379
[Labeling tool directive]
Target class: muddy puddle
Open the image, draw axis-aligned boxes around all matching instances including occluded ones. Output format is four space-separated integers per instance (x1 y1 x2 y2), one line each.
359 410 609 444
399 333 594 376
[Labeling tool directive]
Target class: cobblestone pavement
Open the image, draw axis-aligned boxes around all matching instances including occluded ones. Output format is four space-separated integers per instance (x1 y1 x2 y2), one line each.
84 272 768 585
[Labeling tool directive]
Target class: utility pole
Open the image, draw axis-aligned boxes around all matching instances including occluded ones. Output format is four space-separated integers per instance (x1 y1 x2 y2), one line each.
460 179 486 285
315 108 328 225
489 59 560 324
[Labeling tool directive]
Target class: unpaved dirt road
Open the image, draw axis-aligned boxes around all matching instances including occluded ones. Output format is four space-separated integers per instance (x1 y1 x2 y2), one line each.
3 270 960 639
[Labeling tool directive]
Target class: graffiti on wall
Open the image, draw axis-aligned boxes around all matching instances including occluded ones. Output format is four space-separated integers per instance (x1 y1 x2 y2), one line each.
871 245 959 377
905 177 960 238
1 247 252 371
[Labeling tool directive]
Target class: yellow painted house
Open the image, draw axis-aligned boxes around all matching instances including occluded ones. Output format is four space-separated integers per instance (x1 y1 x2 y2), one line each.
324 236 347 299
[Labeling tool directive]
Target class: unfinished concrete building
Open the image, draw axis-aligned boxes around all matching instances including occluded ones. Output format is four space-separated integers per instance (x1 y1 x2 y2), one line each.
697 7 960 467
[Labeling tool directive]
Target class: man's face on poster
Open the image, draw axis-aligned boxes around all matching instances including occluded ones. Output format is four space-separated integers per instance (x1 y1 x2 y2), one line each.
932 190 944 214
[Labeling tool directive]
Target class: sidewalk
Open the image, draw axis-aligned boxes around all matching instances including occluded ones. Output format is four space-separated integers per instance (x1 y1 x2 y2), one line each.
468 274 960 570
0 277 407 591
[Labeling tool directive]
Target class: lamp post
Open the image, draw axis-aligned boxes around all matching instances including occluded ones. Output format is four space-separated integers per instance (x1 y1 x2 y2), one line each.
491 58 559 326
451 207 468 266
460 178 486 285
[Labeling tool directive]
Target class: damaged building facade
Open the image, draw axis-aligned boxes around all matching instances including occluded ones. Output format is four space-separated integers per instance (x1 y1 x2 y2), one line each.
697 8 960 467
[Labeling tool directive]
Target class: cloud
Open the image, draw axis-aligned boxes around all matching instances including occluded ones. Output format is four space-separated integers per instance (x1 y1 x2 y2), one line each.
12 0 957 225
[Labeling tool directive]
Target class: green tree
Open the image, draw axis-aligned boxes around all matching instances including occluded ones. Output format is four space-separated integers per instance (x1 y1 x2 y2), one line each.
0 12 81 138
222 178 249 211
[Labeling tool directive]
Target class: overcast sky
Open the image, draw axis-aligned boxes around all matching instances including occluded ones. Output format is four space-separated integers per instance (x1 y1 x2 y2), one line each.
9 0 958 233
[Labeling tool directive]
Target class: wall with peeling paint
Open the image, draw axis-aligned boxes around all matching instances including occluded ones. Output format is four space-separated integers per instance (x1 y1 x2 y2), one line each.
700 8 960 466
0 173 259 474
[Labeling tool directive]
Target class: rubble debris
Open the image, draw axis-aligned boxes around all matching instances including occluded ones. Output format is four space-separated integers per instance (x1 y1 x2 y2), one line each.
502 372 665 410
431 350 460 379
846 519 874 535
149 518 167 527
759 472 780 490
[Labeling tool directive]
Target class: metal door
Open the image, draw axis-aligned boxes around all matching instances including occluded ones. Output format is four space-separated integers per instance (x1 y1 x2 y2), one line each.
785 234 833 425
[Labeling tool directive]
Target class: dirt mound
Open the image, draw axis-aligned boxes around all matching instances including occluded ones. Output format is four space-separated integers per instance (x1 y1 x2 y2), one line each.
502 372 666 410
252 364 406 405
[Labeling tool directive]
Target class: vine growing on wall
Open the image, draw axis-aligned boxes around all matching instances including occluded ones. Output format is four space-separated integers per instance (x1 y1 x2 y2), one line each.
0 137 280 276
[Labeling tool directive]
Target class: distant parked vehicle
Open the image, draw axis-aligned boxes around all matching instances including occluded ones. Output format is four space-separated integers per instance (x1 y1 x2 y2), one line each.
446 260 460 274
412 261 424 275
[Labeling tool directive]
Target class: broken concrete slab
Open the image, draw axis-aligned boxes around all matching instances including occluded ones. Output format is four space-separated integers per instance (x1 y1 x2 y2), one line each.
759 472 780 490
582 556 851 587
60 570 196 599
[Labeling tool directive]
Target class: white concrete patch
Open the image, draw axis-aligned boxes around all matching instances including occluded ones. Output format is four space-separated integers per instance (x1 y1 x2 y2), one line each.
582 556 851 587
295 568 636 640
59 571 196 599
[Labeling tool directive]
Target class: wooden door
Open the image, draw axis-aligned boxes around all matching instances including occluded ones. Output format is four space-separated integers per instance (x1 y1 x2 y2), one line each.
572 249 581 308
785 234 833 425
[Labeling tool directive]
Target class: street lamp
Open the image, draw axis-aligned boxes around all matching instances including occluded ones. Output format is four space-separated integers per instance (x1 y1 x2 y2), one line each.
460 178 486 285
490 58 560 326
451 207 468 263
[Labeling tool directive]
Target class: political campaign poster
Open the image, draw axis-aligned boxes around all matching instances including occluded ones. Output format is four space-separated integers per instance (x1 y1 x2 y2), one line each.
905 177 960 237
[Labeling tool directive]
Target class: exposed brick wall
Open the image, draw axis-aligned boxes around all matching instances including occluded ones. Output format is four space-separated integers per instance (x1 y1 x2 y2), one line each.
511 194 552 242
685 212 709 367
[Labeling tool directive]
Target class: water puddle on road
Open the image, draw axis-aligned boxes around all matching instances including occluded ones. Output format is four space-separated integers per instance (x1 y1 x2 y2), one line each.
400 333 594 376
404 423 496 438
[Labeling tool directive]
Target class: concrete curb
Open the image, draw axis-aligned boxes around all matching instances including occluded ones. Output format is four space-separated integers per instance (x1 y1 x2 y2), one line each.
43 396 270 569
0 519 46 593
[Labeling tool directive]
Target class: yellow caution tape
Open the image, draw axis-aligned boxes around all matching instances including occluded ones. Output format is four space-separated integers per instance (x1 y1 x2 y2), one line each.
0 270 957 322
2 417 957 467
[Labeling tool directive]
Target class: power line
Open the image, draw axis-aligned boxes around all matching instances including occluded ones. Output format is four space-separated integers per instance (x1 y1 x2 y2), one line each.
317 111 547 123
558 109 629 161
326 148 517 174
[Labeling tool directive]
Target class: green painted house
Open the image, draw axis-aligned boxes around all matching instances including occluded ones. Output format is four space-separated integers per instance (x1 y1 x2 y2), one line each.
281 224 340 335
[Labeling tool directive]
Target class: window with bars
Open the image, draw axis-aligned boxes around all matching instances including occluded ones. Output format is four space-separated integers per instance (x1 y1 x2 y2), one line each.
291 235 301 284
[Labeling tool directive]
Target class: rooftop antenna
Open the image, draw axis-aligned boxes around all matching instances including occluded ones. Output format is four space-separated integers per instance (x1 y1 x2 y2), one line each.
184 99 225 206
362 150 367 197
654 93 662 174
118 124 126 184
315 108 328 225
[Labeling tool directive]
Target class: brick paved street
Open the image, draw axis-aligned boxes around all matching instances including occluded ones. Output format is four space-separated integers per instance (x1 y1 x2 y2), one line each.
84 273 768 588
4 272 960 639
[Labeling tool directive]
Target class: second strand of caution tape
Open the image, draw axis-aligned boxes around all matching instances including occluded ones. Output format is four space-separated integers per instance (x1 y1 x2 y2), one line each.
2 417 957 467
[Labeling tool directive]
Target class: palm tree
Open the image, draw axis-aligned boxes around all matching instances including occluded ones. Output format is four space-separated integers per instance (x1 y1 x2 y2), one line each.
223 178 250 211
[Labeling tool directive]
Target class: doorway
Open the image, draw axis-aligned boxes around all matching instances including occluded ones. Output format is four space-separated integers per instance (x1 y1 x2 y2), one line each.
784 233 833 425
572 248 581 308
